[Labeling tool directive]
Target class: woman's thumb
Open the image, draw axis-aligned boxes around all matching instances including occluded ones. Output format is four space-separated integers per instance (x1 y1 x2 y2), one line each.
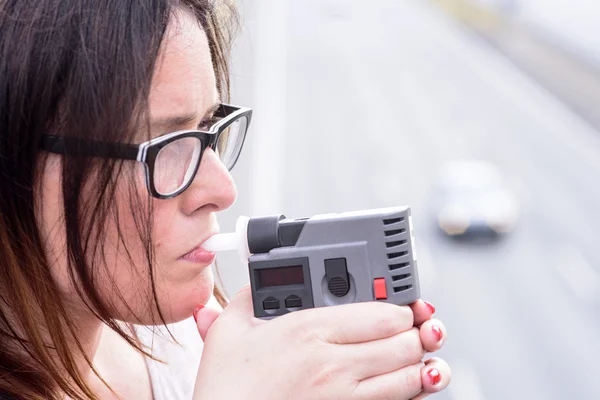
222 284 254 318
194 286 256 341
194 306 221 342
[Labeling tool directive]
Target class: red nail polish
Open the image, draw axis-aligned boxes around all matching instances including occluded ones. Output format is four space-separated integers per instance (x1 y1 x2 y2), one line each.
193 305 204 323
424 301 436 314
428 368 441 385
432 325 443 342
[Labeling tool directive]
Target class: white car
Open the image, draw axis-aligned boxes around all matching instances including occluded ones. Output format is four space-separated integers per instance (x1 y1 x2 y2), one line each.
432 160 519 237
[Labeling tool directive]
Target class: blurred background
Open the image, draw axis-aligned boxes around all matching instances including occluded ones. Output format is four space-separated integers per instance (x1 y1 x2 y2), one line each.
213 0 600 398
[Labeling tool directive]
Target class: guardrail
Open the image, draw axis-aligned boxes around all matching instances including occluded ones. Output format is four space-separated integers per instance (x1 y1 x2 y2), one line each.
430 0 505 30
429 0 600 131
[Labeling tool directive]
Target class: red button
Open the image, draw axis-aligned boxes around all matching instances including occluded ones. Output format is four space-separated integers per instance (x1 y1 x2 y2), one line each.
374 278 387 300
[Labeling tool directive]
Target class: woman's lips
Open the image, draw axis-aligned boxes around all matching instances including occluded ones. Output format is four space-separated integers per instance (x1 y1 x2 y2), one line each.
179 245 216 264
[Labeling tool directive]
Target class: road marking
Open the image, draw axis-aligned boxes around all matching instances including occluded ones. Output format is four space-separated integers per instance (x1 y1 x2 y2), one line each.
554 245 600 303
447 360 487 400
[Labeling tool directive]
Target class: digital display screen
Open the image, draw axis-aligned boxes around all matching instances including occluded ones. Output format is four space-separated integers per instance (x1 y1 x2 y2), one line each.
257 265 304 288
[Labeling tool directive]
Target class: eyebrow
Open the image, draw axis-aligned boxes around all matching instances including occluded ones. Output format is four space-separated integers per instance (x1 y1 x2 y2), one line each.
150 102 221 132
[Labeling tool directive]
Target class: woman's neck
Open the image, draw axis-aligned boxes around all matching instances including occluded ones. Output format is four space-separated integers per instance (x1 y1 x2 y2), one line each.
71 312 107 378
62 307 153 399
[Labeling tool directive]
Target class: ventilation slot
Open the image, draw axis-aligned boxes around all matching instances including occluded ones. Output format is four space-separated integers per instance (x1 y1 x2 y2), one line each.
392 274 411 281
386 240 407 248
387 251 408 259
383 217 405 225
393 285 412 293
384 228 406 237
389 262 410 271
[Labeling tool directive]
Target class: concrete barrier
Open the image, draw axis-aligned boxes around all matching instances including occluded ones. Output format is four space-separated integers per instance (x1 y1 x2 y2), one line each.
429 0 600 131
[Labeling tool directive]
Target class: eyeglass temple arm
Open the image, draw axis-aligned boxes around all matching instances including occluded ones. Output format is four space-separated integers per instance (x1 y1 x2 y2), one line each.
41 135 140 160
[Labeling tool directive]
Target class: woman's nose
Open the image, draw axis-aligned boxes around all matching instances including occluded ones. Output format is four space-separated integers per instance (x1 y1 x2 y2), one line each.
178 147 237 216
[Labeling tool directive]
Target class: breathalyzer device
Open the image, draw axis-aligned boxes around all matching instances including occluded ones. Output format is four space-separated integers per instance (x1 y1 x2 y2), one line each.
202 206 420 319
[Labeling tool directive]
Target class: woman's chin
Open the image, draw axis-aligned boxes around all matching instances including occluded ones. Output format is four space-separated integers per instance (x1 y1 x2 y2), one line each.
124 270 215 326
174 270 215 321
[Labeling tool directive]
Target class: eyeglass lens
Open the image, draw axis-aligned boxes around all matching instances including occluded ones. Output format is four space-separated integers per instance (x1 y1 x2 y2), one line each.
153 115 248 196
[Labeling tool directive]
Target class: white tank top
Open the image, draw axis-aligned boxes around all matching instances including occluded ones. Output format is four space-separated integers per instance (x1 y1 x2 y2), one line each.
134 317 204 400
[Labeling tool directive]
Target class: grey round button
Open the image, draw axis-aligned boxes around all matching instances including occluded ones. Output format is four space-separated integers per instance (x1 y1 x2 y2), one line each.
328 276 349 297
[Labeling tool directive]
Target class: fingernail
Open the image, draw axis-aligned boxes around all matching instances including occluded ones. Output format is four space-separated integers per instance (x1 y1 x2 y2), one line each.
424 301 436 314
428 368 442 385
432 325 443 342
193 305 204 323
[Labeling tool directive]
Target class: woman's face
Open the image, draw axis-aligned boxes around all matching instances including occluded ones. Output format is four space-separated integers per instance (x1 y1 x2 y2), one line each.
38 12 237 325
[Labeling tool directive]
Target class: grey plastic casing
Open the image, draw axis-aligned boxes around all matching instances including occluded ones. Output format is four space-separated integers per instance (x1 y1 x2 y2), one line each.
248 206 421 319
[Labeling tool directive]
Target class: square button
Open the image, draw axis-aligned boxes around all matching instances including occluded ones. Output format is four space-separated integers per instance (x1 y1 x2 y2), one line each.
374 278 387 300
285 295 302 308
263 297 280 310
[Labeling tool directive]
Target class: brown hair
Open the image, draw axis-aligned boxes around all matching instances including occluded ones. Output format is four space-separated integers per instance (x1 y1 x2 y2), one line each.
0 1 237 399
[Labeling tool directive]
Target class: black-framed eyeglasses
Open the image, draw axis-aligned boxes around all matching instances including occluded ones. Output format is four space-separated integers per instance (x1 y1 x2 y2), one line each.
41 103 252 199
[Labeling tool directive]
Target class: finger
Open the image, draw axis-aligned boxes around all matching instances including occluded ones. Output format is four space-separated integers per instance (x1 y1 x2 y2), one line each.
218 285 260 328
419 319 447 353
410 300 436 327
194 306 221 342
222 284 253 316
343 328 425 380
410 390 429 400
292 302 414 344
416 357 451 397
351 361 424 400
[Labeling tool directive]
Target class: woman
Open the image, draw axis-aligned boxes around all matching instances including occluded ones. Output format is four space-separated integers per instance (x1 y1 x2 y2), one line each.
0 1 451 399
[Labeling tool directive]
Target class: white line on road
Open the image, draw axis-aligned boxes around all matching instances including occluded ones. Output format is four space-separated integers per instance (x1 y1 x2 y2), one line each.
446 360 487 400
554 245 600 303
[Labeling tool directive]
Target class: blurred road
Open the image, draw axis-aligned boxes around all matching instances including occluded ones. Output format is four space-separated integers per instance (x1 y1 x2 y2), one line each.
515 0 600 68
217 1 600 399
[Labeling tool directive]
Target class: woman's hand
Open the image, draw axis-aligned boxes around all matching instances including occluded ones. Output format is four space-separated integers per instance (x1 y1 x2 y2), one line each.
193 287 450 400
408 299 452 398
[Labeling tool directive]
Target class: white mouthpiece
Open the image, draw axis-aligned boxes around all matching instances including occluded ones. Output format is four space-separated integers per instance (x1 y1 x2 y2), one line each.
201 216 251 264
202 233 237 252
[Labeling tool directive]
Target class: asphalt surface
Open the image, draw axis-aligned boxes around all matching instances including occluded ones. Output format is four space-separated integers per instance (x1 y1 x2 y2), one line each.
215 1 600 399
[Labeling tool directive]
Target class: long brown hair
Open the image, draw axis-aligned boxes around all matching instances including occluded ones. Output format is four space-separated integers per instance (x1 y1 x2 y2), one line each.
0 1 237 399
